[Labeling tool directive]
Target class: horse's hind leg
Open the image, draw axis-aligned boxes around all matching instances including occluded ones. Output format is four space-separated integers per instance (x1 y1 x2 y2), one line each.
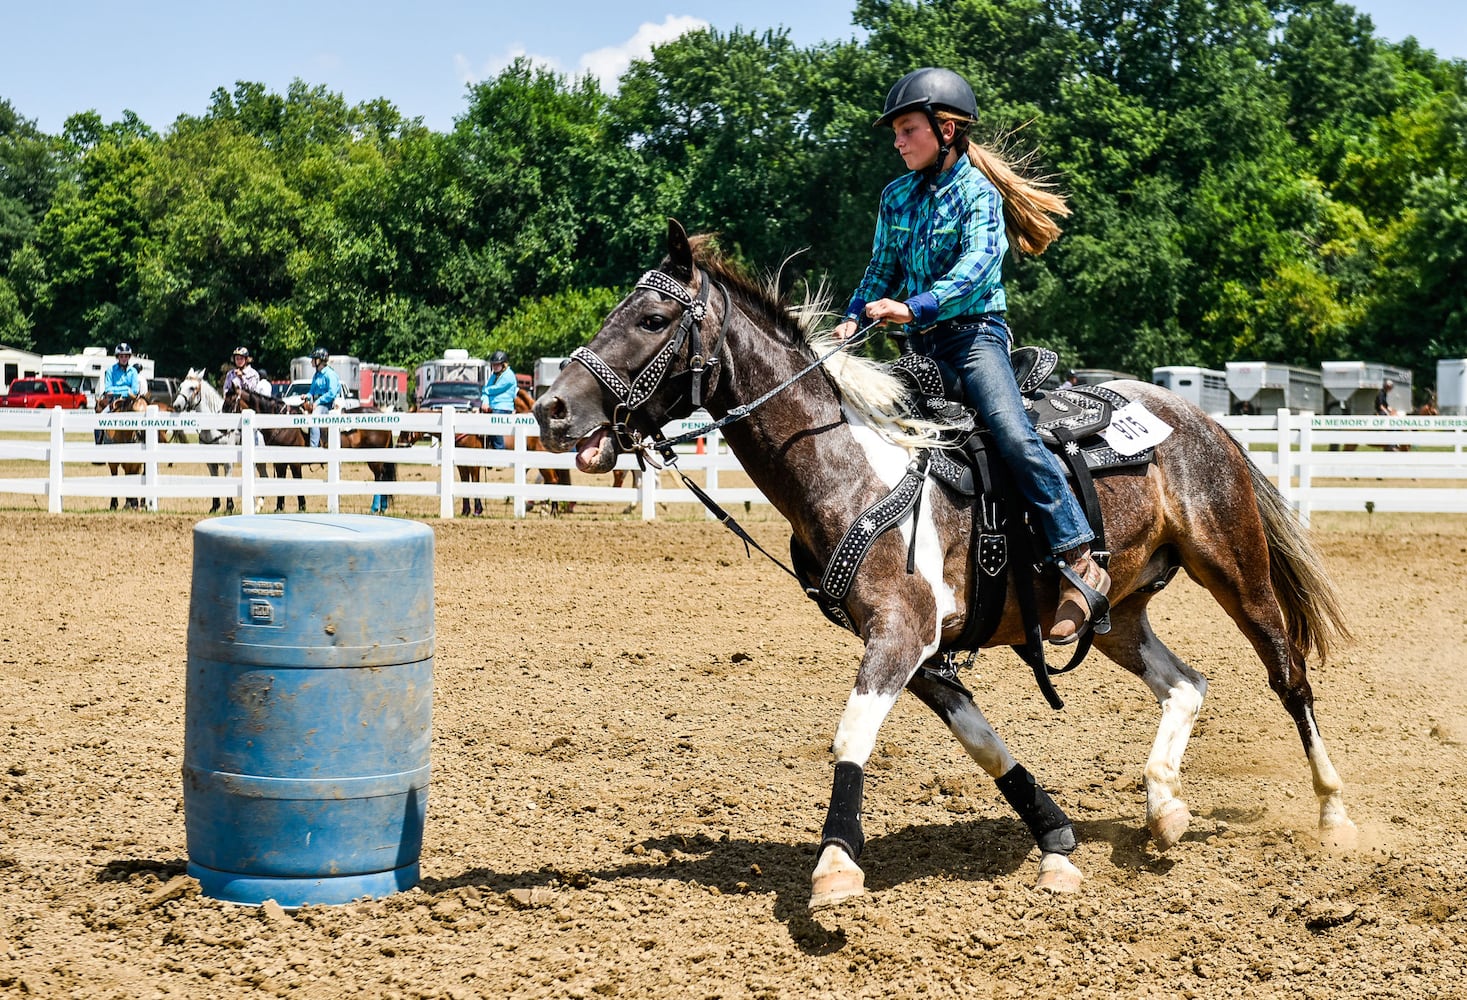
1175 524 1356 848
1094 601 1208 851
906 671 1082 892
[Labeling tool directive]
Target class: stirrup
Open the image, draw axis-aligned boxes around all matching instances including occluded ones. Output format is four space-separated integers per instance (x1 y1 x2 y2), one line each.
1050 556 1111 645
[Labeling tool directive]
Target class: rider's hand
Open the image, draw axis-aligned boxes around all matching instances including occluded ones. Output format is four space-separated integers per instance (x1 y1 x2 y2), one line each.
833 319 857 342
865 298 915 326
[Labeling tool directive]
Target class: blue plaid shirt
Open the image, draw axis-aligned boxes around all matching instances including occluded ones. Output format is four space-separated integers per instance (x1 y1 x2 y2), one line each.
845 156 1008 330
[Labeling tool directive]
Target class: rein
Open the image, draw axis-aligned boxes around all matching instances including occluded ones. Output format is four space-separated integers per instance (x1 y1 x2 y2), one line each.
570 266 883 470
568 264 887 584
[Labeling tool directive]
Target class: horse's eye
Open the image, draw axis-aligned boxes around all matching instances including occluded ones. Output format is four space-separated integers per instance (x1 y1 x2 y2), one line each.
639 313 671 333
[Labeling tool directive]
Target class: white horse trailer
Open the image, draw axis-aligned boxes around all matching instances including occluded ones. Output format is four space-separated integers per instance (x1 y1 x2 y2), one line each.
1438 359 1467 415
1320 361 1412 414
534 357 571 395
414 348 486 404
1152 366 1229 416
1 345 42 393
1225 362 1324 414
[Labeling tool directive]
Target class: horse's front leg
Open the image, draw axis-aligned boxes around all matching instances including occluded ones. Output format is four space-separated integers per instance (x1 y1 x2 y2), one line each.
810 618 930 911
906 671 1082 893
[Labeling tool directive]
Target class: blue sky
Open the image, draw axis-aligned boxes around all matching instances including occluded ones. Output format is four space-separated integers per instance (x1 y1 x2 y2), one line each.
3 1 1464 136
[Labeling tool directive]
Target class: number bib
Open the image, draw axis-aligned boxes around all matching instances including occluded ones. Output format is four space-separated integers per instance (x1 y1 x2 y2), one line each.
1101 401 1173 457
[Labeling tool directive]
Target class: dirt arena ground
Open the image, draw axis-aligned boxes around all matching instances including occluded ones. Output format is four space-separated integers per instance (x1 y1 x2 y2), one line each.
1 506 1464 999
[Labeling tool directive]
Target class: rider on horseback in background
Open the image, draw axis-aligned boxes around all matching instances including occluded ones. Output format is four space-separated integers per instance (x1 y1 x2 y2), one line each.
305 347 341 447
479 349 517 450
96 342 143 443
222 345 260 397
833 67 1109 644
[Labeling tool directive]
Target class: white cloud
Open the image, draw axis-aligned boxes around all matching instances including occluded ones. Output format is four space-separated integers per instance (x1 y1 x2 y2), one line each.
575 15 709 88
456 15 708 91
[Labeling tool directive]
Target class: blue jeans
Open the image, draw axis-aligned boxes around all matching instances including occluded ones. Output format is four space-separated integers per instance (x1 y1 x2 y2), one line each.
487 409 511 449
911 315 1094 557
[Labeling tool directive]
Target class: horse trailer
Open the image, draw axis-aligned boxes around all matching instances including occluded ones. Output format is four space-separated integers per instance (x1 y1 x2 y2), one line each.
1152 366 1230 416
41 347 154 406
534 357 572 395
1224 362 1324 414
1320 361 1412 415
414 349 486 404
1 345 42 394
1438 359 1467 416
359 364 410 410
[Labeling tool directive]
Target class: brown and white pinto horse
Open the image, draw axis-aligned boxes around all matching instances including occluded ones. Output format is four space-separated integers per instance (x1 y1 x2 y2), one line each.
95 394 148 510
535 220 1356 910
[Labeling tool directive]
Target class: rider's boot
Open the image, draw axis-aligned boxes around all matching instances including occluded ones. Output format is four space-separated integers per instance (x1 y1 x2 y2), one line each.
1049 545 1111 644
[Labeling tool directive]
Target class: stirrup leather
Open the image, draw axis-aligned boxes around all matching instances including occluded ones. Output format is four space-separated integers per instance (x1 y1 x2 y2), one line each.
1053 556 1111 642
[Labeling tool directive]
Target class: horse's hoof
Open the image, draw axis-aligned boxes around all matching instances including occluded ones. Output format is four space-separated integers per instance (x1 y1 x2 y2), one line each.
1149 799 1192 852
809 846 865 911
1319 818 1359 851
1035 853 1083 894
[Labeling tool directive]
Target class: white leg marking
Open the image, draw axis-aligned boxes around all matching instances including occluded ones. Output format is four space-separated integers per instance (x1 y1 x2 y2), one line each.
1303 707 1357 847
945 699 1017 778
1139 662 1207 850
831 690 899 765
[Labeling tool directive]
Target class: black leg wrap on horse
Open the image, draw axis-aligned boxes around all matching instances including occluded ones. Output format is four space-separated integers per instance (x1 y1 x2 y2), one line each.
819 761 866 861
995 763 1077 856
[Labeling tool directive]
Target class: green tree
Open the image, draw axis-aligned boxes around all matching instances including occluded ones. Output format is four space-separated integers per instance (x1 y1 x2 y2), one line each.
477 286 624 371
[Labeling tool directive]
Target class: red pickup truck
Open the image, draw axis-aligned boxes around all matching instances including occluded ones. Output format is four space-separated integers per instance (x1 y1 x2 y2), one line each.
0 376 90 409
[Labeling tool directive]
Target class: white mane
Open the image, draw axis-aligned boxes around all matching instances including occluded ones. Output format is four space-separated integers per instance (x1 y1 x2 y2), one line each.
775 272 961 451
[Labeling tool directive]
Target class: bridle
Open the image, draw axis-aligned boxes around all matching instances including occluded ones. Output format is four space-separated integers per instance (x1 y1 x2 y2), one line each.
174 377 201 412
569 265 884 469
568 266 732 457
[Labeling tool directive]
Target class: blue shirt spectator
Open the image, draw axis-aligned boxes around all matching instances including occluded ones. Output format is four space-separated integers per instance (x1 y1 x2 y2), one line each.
480 351 516 449
479 367 517 413
100 344 142 402
306 349 341 447
309 364 341 411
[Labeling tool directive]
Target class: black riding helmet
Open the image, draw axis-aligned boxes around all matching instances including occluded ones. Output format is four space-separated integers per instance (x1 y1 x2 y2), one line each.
874 68 979 183
489 350 509 366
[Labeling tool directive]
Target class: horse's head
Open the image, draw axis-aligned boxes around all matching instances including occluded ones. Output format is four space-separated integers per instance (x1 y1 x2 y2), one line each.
534 219 730 473
173 368 207 411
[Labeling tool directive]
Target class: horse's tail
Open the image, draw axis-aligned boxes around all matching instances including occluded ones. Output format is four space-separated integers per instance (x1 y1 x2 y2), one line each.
1231 434 1353 665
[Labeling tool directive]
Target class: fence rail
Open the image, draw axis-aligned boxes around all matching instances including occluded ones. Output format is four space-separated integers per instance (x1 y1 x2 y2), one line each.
3 406 1467 520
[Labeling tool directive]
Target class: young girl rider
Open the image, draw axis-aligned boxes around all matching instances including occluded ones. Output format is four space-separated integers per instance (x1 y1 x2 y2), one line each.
833 67 1109 644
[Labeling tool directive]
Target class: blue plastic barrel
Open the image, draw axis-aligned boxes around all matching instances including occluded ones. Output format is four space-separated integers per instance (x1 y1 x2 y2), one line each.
184 514 434 906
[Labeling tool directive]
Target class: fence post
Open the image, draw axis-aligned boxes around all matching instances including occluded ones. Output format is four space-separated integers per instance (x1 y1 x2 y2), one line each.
240 411 257 515
1275 407 1294 512
48 406 64 514
439 407 455 519
640 467 657 520
703 428 721 521
326 420 341 514
1297 411 1314 528
143 405 160 512
511 416 527 518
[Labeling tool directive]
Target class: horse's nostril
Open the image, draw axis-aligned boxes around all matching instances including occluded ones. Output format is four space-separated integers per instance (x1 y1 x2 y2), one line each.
547 396 568 420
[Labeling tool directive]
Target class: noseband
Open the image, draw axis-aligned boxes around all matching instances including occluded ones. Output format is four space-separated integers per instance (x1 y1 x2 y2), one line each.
569 267 731 451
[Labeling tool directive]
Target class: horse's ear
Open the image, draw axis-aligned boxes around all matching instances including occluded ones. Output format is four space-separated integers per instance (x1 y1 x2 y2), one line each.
666 218 693 283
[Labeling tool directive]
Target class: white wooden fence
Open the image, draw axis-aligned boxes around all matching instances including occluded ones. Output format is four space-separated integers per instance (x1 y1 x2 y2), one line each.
2 406 1466 521
0 407 759 518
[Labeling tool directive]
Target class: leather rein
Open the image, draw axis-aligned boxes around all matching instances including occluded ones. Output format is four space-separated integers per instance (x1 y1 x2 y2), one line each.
567 266 881 577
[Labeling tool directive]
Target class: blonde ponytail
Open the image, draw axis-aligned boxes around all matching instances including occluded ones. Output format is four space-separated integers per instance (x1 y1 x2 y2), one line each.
966 142 1069 256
